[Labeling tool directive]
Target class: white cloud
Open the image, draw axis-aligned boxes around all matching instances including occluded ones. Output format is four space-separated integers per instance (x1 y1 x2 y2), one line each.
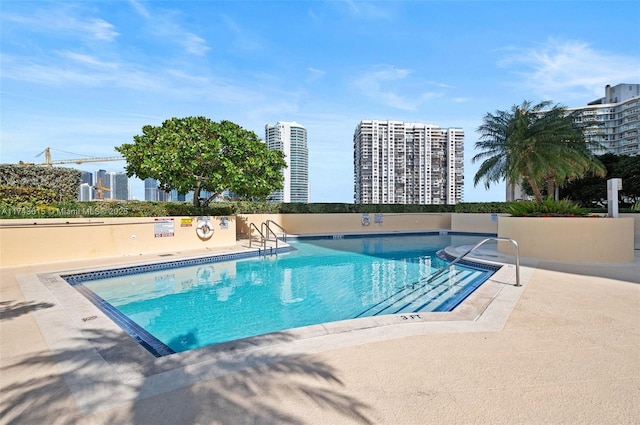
500 38 640 102
148 18 210 56
342 0 392 20
0 53 160 90
84 18 119 41
166 69 209 85
128 0 151 19
307 67 326 77
351 65 442 111
58 51 119 70
129 2 210 56
219 14 263 52
306 67 326 82
181 33 210 56
3 8 119 41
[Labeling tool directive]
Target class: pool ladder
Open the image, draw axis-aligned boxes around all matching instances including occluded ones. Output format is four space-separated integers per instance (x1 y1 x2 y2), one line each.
428 237 521 287
249 220 287 256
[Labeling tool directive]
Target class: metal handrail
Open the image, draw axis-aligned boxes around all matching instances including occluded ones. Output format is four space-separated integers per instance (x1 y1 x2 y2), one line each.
265 220 287 242
261 222 279 252
249 223 266 250
426 237 521 287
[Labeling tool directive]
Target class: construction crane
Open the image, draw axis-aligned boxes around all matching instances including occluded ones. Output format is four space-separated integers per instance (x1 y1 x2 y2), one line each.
19 147 123 166
93 177 111 200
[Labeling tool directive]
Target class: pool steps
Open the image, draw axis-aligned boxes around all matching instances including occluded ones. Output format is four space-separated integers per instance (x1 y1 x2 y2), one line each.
354 267 490 317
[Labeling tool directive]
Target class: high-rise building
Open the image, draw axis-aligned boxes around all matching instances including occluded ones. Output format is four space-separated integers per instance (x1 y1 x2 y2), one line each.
93 169 108 200
78 183 92 201
105 171 129 200
76 172 94 201
506 83 639 201
144 178 171 201
80 171 93 186
569 83 639 156
264 121 309 203
353 120 464 205
169 189 186 202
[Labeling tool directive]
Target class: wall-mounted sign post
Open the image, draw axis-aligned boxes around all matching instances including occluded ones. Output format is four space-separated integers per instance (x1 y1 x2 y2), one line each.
607 178 622 218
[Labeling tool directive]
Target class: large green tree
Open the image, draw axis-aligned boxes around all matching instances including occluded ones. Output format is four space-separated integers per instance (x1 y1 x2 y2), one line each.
116 117 287 207
560 153 640 207
473 100 605 201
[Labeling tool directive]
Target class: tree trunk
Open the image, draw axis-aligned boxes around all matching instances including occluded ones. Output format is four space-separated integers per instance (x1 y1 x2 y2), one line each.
546 176 556 200
193 182 202 207
528 178 544 202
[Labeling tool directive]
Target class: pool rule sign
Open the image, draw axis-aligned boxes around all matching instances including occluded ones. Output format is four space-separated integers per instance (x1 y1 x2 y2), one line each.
154 218 175 238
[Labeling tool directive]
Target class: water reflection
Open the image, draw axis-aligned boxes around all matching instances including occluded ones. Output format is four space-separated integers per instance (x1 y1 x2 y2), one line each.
79 234 488 351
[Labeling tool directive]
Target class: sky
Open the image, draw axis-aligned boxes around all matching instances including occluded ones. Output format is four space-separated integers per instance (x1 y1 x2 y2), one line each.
1 0 639 202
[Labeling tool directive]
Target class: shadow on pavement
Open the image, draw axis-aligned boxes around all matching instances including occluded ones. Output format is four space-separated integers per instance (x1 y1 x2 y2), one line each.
0 300 55 320
1 327 374 424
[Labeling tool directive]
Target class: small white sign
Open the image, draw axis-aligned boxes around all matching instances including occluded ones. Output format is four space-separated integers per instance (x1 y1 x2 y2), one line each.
154 218 175 238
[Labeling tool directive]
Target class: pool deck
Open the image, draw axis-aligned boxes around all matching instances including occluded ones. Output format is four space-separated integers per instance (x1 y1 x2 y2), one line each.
1 240 639 425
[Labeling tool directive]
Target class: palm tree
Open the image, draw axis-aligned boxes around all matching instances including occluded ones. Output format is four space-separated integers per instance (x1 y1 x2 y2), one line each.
473 100 605 202
539 108 606 197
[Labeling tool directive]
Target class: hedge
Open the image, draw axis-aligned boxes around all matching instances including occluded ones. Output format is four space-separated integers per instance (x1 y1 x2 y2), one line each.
0 199 633 219
0 164 81 202
0 201 464 218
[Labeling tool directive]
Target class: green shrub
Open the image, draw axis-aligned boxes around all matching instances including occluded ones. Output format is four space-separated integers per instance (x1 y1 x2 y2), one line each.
0 199 521 219
163 202 236 216
454 202 514 213
234 201 283 214
0 200 238 219
0 165 81 202
508 199 589 217
0 185 60 206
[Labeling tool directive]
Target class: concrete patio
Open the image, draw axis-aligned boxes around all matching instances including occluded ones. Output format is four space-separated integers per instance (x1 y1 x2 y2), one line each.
1 243 638 425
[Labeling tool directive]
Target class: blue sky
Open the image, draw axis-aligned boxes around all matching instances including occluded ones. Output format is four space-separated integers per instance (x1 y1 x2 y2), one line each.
2 0 639 202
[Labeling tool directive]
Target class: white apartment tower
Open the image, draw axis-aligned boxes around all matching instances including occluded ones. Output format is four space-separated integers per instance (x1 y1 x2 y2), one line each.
78 183 93 201
265 121 309 203
354 120 464 205
569 83 639 156
506 83 639 201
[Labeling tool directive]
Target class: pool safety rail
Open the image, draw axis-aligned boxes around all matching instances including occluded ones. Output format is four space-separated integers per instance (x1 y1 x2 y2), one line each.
429 237 521 287
265 220 287 242
249 220 288 255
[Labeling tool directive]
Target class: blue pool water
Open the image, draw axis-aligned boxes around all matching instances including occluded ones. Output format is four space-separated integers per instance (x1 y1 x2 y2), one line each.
67 233 496 355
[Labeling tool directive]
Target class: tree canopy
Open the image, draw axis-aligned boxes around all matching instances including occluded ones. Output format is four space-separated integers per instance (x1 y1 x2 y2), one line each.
473 100 605 202
0 164 81 203
116 117 287 207
560 153 640 207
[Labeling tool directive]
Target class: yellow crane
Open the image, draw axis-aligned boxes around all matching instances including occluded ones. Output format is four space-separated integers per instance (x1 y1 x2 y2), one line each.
19 147 123 166
93 177 111 200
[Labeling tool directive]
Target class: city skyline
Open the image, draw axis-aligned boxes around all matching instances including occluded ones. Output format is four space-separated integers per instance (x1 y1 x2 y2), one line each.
2 1 639 202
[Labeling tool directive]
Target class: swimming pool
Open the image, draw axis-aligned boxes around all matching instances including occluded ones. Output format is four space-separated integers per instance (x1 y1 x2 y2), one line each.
64 233 497 356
